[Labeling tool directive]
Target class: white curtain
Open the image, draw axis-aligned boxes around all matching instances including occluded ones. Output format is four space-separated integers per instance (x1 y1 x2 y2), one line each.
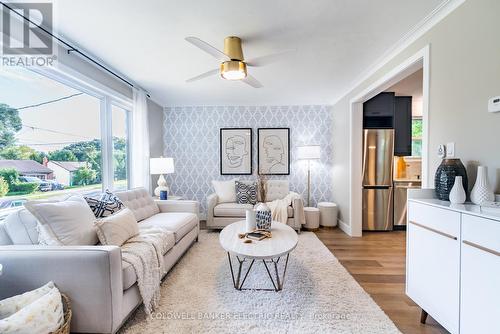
130 88 151 191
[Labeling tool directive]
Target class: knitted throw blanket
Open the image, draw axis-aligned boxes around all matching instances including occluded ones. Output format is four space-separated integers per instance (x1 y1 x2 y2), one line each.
121 227 173 314
266 192 305 225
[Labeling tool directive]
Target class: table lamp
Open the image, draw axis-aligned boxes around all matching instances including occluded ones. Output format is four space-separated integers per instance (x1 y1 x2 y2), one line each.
150 157 175 197
297 145 321 207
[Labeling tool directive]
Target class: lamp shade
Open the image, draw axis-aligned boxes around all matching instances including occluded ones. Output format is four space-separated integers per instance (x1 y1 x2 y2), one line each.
150 157 174 174
296 145 321 160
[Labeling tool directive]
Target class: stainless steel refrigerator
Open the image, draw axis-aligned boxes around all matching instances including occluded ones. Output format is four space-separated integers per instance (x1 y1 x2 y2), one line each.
362 129 394 231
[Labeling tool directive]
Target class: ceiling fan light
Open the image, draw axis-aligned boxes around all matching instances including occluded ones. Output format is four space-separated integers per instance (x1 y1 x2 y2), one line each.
220 61 247 80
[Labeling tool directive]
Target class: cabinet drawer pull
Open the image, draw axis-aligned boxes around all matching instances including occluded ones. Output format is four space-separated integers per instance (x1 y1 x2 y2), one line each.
409 221 457 240
463 240 500 257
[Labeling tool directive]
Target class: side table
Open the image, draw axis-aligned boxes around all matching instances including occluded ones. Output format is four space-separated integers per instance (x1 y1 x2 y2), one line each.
154 195 183 201
318 202 338 227
303 207 320 230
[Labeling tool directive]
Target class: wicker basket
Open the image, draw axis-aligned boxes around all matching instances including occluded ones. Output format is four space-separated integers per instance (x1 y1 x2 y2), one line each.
50 293 72 334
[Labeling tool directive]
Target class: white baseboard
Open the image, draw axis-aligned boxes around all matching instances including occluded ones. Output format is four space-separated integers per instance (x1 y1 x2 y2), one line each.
338 219 352 236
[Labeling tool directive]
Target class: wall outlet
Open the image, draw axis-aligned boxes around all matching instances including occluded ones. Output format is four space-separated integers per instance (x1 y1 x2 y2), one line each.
446 142 455 158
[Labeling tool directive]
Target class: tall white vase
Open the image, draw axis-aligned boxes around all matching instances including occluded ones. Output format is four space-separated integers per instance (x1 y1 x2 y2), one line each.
449 176 466 204
245 209 256 232
470 166 495 205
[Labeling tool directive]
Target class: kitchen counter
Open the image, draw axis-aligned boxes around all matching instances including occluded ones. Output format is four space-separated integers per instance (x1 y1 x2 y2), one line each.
409 197 500 222
393 178 422 183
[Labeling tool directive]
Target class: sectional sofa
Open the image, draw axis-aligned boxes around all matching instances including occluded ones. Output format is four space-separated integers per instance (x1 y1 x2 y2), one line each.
0 188 199 334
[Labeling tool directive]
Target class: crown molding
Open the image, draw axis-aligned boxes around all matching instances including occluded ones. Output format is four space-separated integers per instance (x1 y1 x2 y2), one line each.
331 0 466 105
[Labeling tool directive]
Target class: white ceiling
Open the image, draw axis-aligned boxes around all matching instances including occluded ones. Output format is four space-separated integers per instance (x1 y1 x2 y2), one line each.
52 0 445 106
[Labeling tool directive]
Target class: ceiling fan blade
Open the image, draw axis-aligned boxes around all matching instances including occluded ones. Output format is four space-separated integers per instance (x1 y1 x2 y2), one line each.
186 68 219 83
246 49 295 67
185 36 230 62
241 74 263 88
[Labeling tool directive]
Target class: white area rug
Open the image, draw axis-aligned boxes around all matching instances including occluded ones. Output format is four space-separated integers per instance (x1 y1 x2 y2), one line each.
120 231 400 334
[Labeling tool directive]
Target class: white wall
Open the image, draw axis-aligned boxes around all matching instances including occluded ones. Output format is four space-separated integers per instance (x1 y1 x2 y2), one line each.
332 0 500 229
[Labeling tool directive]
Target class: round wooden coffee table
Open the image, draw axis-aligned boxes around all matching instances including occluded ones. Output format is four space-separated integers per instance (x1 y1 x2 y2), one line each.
219 220 298 291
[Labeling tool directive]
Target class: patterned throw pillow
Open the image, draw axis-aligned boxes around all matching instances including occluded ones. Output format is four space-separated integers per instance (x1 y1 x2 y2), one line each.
85 190 124 218
236 181 258 205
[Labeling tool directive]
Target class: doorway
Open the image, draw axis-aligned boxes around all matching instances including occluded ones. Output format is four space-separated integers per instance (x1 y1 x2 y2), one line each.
349 46 430 237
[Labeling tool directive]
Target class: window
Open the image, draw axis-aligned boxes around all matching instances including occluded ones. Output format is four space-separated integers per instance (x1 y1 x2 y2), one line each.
111 105 129 191
411 118 422 157
0 66 131 219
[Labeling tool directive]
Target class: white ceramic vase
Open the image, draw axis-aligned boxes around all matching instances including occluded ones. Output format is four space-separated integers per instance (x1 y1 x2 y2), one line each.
245 209 256 232
470 166 495 205
449 176 466 204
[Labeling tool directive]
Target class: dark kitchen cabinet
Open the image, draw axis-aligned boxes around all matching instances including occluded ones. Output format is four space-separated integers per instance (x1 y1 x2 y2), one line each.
394 96 412 156
363 92 413 156
363 92 395 128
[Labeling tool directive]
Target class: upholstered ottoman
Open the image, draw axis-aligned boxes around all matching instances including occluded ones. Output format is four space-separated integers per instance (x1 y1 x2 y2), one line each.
303 207 320 230
318 202 338 227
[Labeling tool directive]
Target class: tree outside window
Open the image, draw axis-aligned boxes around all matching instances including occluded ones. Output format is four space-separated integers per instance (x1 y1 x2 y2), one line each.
412 118 423 157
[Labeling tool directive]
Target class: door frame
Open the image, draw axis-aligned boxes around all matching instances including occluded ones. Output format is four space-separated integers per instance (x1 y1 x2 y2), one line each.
348 45 430 237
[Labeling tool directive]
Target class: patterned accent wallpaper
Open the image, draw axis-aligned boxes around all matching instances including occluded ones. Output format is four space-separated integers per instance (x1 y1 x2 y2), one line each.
163 105 333 217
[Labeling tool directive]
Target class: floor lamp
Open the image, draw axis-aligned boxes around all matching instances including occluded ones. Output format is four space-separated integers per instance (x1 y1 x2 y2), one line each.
297 145 321 207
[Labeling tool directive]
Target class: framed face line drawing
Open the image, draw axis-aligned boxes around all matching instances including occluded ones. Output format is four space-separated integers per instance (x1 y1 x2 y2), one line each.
258 128 290 175
220 128 253 175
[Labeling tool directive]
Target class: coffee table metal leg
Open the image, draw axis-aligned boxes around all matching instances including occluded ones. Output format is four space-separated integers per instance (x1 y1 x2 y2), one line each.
278 254 290 291
238 259 255 290
262 260 278 291
273 259 281 289
227 253 291 291
235 256 244 288
227 252 237 288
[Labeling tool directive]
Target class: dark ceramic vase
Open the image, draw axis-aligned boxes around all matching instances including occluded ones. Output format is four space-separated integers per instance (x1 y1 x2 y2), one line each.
434 159 468 201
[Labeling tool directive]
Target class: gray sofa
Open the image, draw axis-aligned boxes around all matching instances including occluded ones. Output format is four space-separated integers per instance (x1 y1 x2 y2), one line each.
0 188 199 334
207 180 303 231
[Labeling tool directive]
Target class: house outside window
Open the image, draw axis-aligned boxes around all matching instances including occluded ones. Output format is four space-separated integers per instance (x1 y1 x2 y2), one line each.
0 66 131 219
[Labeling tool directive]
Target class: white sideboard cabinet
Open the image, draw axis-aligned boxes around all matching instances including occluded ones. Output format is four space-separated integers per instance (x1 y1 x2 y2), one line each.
406 190 500 334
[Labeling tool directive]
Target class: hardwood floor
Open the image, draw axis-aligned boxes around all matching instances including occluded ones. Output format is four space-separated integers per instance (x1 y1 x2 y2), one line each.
314 227 449 334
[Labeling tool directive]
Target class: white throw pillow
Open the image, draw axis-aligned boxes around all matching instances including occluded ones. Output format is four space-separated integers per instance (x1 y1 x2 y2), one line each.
24 195 98 246
264 180 290 202
0 285 64 334
3 209 39 245
212 179 237 203
95 208 139 246
0 282 55 319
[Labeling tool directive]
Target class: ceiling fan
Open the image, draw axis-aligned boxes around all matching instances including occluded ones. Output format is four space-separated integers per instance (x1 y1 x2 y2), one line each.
185 36 292 88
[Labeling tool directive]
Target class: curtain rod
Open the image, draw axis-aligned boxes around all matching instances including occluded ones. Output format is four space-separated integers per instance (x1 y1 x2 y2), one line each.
1 2 151 98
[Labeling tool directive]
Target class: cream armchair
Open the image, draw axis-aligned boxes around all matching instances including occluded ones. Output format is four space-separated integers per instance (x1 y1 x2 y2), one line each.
207 180 303 232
